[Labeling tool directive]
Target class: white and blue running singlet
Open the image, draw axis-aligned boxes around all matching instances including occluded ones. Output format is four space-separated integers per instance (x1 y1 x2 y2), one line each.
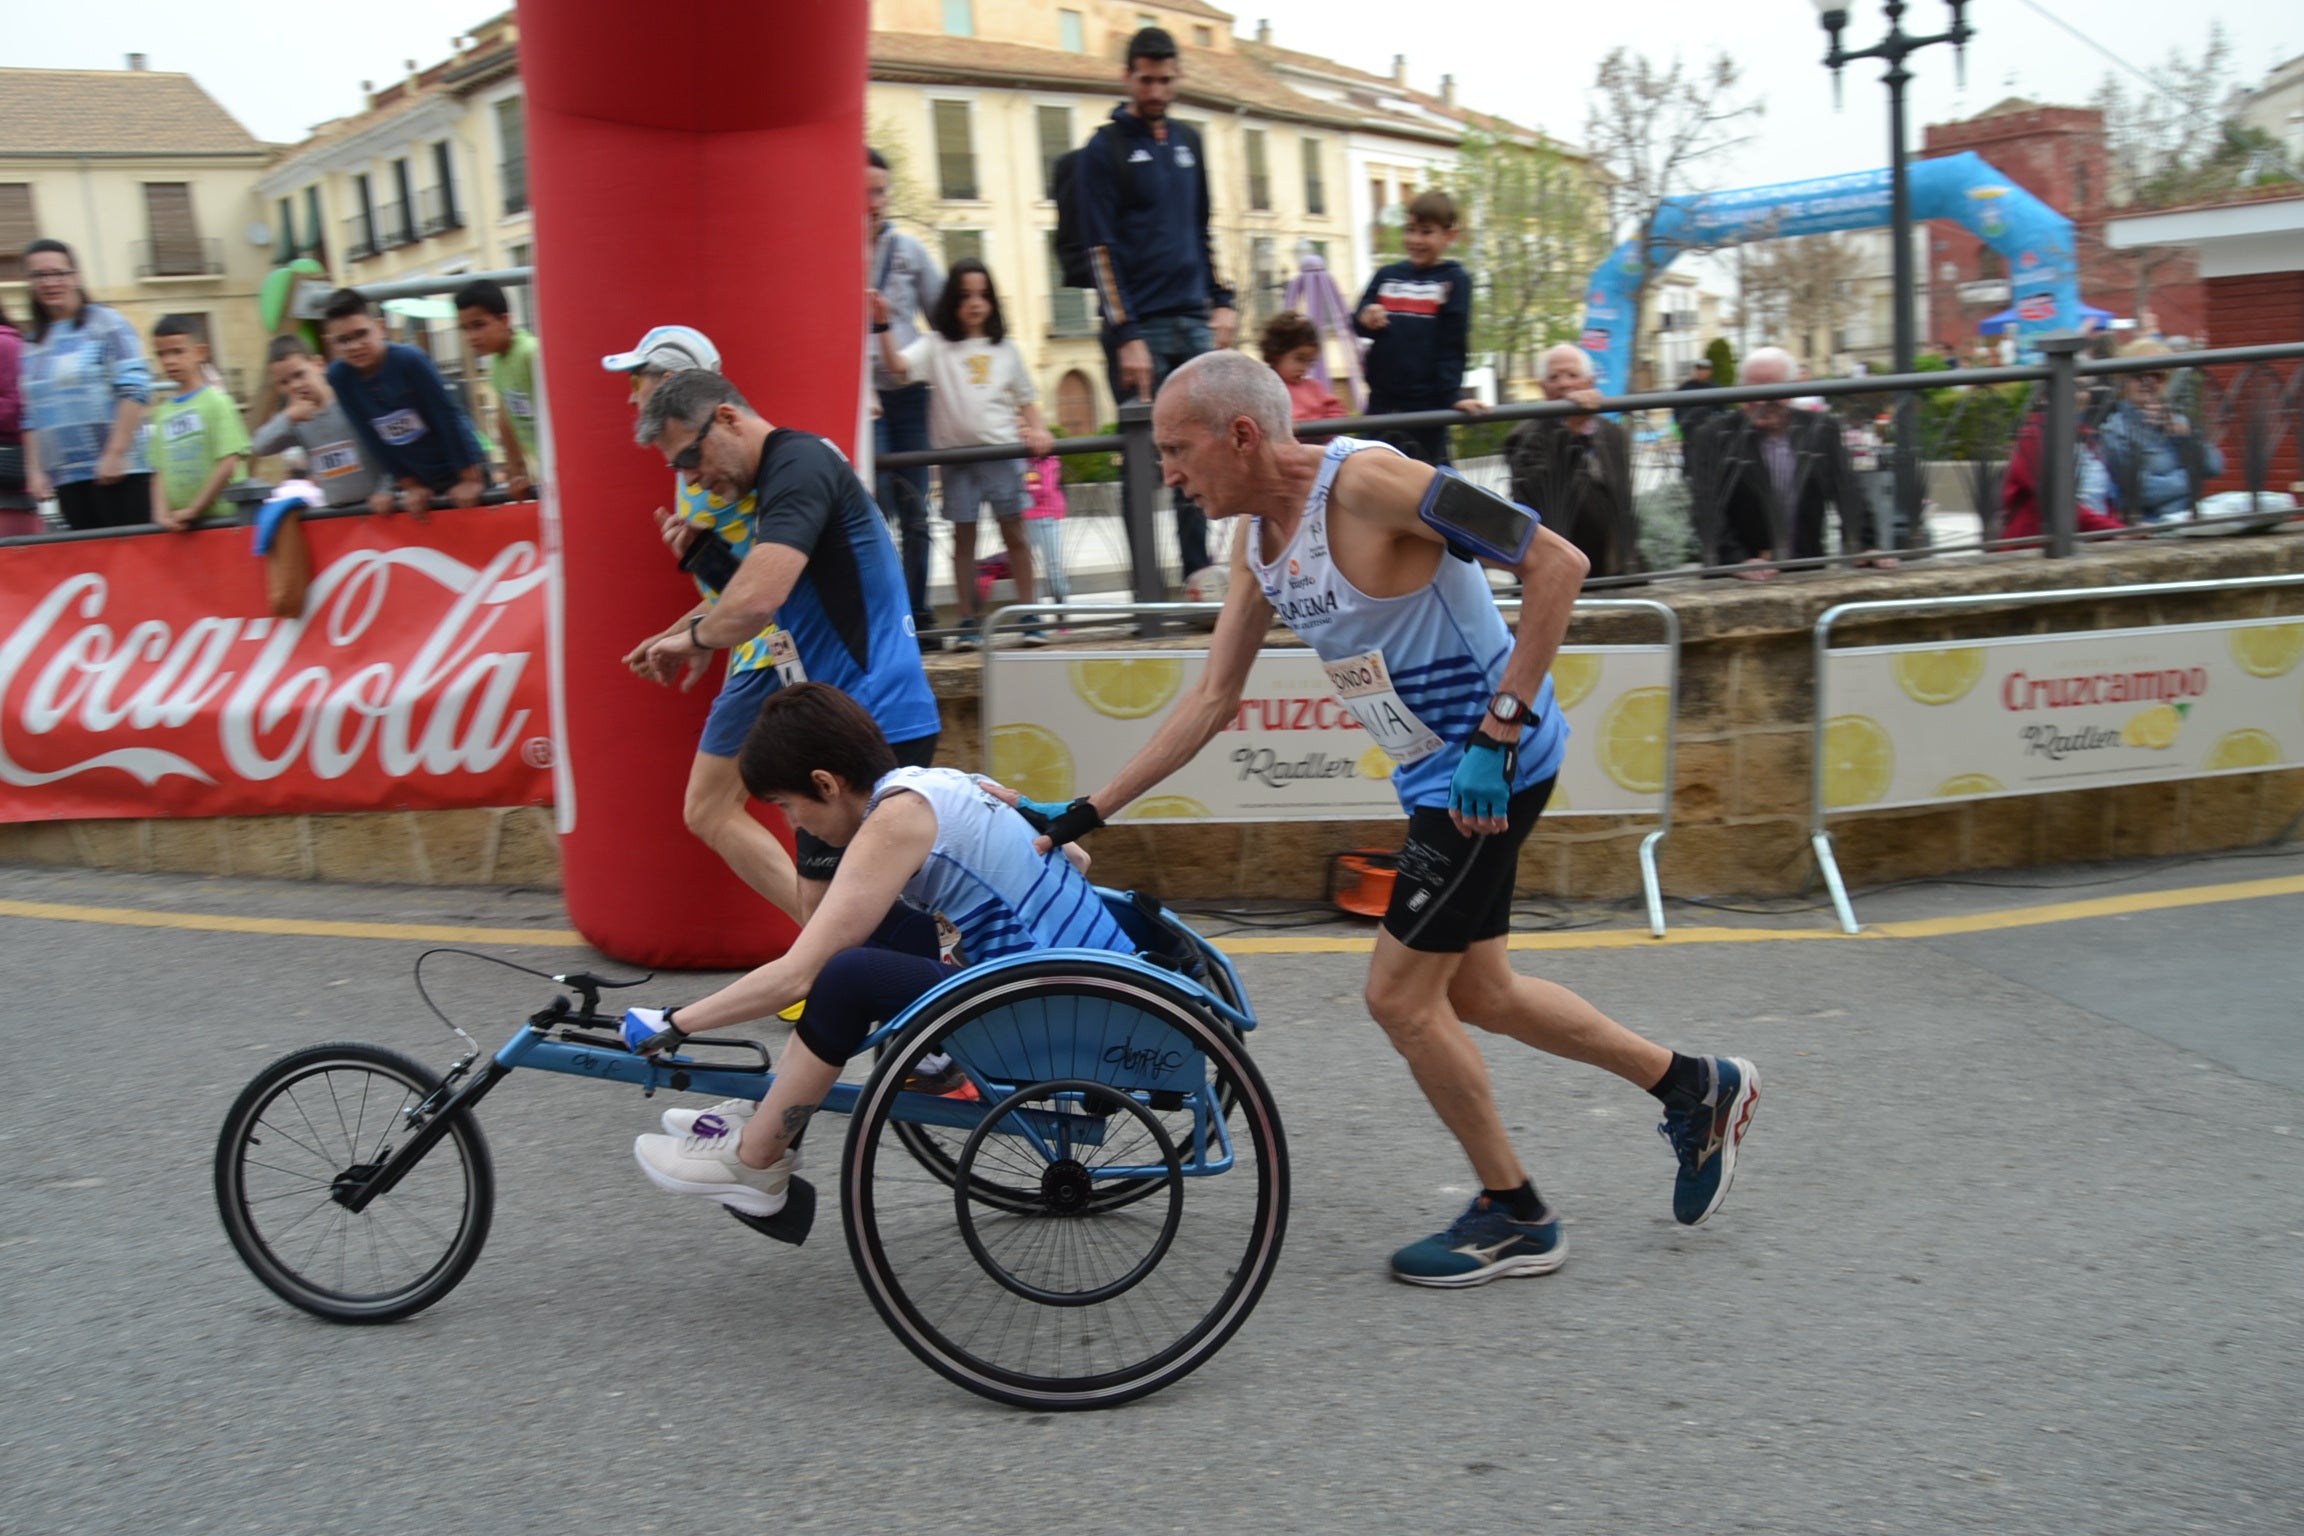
867 766 1132 963
1248 436 1566 811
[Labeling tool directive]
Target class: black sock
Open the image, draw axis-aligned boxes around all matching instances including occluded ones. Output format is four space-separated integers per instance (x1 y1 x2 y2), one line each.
1482 1180 1545 1222
1649 1051 1707 1105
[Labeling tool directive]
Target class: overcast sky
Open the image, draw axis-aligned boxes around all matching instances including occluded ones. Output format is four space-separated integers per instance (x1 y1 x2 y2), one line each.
18 0 2296 184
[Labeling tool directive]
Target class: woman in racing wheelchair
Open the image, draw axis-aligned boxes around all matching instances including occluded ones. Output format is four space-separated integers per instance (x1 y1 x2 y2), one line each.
626 681 1135 1217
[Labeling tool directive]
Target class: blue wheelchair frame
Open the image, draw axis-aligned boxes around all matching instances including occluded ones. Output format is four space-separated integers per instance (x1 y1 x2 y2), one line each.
351 890 1259 1215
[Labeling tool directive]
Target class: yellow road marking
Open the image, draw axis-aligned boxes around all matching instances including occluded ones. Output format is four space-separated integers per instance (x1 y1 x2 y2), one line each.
2 869 2300 955
0 898 589 948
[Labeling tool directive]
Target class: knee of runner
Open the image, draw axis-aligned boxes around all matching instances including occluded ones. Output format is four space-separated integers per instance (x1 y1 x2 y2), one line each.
1446 968 1517 1031
682 784 734 842
1362 975 1445 1036
791 948 885 1063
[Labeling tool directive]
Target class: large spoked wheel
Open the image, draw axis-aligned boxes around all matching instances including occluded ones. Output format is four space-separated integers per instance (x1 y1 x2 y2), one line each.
845 960 1287 1411
878 944 1247 1216
215 1042 493 1324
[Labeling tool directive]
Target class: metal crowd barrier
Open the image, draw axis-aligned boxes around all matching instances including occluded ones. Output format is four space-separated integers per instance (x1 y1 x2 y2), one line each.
1808 571 2304 933
983 594 1683 936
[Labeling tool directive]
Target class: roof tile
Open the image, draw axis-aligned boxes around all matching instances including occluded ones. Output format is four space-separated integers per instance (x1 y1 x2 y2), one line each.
0 68 265 156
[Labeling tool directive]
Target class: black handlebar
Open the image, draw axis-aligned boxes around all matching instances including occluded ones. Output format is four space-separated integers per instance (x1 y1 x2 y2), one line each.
551 970 652 1020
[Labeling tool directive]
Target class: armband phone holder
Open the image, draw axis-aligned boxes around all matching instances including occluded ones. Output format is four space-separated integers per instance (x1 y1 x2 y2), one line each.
1417 468 1538 565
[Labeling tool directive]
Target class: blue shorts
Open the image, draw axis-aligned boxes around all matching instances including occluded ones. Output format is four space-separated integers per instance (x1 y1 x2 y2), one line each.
698 662 778 759
939 458 1024 523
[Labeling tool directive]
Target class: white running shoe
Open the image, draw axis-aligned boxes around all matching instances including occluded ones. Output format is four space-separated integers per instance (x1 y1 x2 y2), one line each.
633 1131 796 1218
659 1097 756 1139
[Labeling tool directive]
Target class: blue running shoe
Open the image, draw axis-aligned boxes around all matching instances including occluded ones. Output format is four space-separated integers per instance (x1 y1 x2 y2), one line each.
1390 1197 1567 1288
1658 1055 1761 1226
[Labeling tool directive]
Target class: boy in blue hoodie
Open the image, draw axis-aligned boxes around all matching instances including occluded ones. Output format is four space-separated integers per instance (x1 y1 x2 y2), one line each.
321 288 487 515
1354 190 1488 465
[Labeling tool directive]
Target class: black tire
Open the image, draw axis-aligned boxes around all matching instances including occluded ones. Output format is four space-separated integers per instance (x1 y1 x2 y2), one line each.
215 1042 493 1324
843 960 1287 1411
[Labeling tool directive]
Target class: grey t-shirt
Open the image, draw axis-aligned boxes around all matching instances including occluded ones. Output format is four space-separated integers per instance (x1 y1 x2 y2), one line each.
869 225 945 393
253 396 380 507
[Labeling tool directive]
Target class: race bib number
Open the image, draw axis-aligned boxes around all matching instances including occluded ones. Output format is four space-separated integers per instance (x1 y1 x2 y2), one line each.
312 440 362 479
372 409 427 447
1323 649 1443 765
164 412 204 441
502 387 533 420
767 628 808 687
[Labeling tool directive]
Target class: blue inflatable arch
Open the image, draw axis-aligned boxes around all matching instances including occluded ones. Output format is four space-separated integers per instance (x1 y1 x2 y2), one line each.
1577 151 2079 397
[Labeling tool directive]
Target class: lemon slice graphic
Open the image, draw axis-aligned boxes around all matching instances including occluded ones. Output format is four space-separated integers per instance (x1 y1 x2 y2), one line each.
1822 715 1894 807
1892 648 1987 705
1068 657 1185 718
987 722 1075 803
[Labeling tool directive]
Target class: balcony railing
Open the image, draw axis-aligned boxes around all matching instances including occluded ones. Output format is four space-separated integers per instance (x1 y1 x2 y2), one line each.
418 183 464 237
374 201 417 250
500 157 529 216
132 238 223 279
343 215 379 262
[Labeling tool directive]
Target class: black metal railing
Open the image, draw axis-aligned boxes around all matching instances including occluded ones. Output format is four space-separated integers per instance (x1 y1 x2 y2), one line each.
418 183 463 236
132 238 223 278
500 158 529 216
373 200 417 250
343 215 379 262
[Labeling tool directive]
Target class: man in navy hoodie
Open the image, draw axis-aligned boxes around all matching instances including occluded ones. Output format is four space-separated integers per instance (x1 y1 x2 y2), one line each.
1354 190 1487 465
1077 25 1236 581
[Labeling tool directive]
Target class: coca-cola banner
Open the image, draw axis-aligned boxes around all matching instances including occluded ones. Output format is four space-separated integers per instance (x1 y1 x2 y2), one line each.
0 506 555 821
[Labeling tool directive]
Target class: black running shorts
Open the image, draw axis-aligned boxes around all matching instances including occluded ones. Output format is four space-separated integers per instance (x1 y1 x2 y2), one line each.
1382 778 1555 953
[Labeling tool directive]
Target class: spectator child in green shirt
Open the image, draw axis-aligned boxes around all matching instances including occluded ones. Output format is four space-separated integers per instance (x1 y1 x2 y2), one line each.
456 278 540 497
147 314 250 530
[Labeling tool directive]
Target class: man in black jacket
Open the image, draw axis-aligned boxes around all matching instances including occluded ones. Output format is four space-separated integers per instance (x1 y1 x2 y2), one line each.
1077 25 1237 581
1671 357 1719 473
1687 347 1894 578
1505 344 1639 579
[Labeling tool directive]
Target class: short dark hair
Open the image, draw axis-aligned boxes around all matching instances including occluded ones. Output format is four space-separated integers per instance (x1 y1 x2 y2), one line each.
867 146 889 172
23 238 85 343
1127 26 1178 66
321 288 375 324
1405 190 1458 231
453 278 509 317
152 314 200 341
1258 310 1319 363
929 256 1005 345
632 368 753 446
267 333 315 364
738 683 899 801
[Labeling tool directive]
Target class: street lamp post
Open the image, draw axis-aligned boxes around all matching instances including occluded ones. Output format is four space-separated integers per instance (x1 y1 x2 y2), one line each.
1813 0 1972 553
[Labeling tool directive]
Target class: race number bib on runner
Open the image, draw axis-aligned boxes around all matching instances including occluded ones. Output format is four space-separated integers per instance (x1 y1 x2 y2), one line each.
502 388 532 420
766 628 808 687
372 409 428 447
312 441 362 479
1322 649 1443 765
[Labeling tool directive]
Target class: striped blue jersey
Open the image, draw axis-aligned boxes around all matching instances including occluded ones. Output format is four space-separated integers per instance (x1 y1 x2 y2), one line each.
1246 435 1566 811
869 766 1131 963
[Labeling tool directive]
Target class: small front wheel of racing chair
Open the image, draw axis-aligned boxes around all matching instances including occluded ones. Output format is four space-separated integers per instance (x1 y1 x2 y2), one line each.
843 954 1288 1411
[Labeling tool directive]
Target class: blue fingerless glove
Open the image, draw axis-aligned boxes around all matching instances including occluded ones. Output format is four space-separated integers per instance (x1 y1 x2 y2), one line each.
1448 737 1517 823
1013 796 1072 826
621 1006 690 1057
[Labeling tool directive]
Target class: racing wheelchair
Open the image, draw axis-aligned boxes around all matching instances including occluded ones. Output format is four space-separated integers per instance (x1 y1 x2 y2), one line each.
214 890 1287 1411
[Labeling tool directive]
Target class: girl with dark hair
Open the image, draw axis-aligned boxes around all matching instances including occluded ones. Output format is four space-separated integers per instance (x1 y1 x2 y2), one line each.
0 290 34 535
877 257 1055 646
18 238 156 529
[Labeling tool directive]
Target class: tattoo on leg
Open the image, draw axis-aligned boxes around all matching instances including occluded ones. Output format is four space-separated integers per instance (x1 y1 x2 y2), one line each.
779 1103 817 1137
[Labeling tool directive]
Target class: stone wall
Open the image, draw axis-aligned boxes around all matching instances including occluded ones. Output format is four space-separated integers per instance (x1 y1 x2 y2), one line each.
8 534 2303 899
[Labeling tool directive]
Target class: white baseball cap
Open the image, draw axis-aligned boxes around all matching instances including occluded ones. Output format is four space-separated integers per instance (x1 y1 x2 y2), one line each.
600 324 721 374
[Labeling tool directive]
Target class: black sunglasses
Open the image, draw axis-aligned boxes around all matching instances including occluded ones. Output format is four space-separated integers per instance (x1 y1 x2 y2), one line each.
670 415 716 473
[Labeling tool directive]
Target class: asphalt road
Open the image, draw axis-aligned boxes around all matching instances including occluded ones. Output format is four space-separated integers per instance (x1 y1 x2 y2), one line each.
2 861 2299 1535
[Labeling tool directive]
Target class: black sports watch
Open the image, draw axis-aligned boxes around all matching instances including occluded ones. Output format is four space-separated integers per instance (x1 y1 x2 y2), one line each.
688 614 724 651
1485 690 1529 727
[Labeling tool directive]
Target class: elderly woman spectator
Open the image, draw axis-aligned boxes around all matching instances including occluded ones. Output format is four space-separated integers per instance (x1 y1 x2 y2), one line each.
2097 339 2223 524
0 295 33 536
17 239 154 530
1504 343 1639 579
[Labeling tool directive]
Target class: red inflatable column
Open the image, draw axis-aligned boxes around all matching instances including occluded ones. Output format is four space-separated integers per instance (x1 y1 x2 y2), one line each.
520 0 865 968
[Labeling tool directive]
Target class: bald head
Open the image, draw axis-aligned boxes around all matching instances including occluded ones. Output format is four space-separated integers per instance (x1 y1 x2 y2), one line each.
1540 343 1596 400
1741 347 1798 387
1159 349 1294 447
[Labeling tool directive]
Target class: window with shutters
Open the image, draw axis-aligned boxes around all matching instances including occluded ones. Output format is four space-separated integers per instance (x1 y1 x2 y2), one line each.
496 97 528 215
348 173 379 260
1046 232 1093 337
424 140 462 234
1245 131 1271 212
1036 106 1074 200
142 183 210 277
1250 237 1278 326
384 158 416 247
0 184 39 282
1301 137 1326 216
932 101 978 201
940 229 984 267
274 197 296 263
302 185 326 264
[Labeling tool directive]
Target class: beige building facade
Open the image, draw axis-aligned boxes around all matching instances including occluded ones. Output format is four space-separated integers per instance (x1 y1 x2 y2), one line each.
0 62 275 403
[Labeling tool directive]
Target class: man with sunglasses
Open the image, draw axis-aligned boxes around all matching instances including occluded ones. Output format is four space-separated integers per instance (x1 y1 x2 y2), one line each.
608 327 816 919
631 367 939 917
